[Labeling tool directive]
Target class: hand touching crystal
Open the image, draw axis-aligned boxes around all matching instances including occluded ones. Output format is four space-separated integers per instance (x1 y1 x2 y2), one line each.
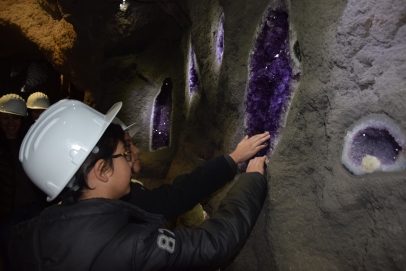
229 132 270 164
246 156 267 175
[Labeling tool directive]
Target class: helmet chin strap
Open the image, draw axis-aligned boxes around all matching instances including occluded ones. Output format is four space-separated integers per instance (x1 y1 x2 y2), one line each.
67 145 100 192
66 176 79 191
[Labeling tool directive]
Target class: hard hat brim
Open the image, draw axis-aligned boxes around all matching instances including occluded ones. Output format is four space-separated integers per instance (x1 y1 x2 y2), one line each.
125 123 141 138
0 109 27 117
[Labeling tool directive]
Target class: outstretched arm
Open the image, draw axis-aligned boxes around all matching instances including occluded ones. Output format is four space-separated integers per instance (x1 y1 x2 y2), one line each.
123 132 270 220
96 157 269 271
123 155 236 219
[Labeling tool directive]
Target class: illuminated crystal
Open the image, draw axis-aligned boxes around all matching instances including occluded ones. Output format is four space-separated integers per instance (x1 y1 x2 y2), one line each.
151 77 172 150
342 114 406 175
216 13 225 63
245 6 292 157
189 44 199 95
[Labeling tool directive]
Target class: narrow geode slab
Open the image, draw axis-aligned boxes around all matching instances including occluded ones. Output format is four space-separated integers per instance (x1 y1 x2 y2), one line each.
189 43 199 95
245 4 293 157
151 77 173 150
216 13 225 63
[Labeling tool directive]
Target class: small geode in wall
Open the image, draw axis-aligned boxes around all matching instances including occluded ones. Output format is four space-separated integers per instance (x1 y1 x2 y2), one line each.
151 77 173 151
216 13 225 63
245 4 293 156
188 43 199 96
342 114 406 175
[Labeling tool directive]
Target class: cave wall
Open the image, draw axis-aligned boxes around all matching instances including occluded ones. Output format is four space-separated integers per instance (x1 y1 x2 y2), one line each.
266 0 406 270
1 0 406 270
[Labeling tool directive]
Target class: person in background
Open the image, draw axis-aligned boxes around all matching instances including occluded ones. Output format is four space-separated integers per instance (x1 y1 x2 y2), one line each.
0 94 44 271
9 99 268 271
112 117 141 181
114 117 270 221
26 92 50 122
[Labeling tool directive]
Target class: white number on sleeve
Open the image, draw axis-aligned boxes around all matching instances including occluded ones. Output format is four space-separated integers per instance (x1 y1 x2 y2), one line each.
157 228 175 253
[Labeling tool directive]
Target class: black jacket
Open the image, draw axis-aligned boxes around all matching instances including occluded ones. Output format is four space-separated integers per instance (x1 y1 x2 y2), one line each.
9 172 267 271
0 126 45 223
123 155 237 220
0 138 15 223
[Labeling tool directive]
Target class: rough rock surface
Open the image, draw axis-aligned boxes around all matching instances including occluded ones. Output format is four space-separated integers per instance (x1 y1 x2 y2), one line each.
0 0 405 270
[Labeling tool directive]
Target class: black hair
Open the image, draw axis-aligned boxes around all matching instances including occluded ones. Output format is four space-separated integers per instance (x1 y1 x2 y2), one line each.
57 123 125 202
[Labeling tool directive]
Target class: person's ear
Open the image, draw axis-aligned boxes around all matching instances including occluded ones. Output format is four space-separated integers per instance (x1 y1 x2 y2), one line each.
94 159 110 183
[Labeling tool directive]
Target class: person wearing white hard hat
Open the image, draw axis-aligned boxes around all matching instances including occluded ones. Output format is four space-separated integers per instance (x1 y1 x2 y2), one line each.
112 117 141 174
26 92 50 122
0 93 27 139
0 94 44 271
9 99 269 271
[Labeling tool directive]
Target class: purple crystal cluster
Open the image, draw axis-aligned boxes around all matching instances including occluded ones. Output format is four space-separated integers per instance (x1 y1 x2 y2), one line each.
216 13 225 63
341 114 406 175
189 44 199 95
349 127 402 166
151 77 173 150
245 7 292 157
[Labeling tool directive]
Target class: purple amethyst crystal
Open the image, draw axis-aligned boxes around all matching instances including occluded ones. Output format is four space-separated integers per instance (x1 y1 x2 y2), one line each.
151 77 173 150
341 114 406 175
245 6 292 158
216 13 225 63
189 44 199 95
349 128 401 166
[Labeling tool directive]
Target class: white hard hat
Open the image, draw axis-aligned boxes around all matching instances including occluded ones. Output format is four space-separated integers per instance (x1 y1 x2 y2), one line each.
19 99 122 201
112 117 140 138
0 93 27 116
27 92 50 109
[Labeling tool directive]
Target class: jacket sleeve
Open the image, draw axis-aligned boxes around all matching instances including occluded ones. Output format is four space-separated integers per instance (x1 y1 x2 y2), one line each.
133 171 268 271
123 155 237 220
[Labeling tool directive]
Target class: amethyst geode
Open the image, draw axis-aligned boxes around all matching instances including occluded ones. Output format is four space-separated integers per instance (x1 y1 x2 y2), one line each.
350 128 401 166
342 114 406 175
245 6 292 157
189 44 199 95
216 13 225 63
151 77 173 150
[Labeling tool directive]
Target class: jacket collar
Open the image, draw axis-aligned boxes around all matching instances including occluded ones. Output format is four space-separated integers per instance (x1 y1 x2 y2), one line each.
45 198 166 224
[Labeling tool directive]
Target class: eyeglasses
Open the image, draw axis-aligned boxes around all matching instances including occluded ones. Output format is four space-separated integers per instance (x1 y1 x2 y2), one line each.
106 151 132 163
125 143 132 152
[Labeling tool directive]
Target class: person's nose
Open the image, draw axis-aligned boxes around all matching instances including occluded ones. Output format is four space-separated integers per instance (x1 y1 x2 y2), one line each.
132 145 140 156
7 117 14 125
